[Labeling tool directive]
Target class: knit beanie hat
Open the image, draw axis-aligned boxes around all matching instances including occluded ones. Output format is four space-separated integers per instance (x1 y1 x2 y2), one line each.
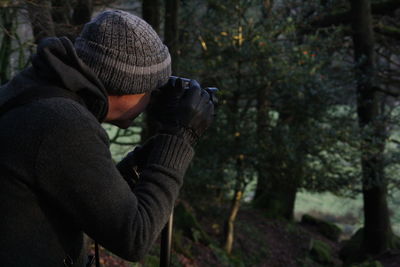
74 10 171 95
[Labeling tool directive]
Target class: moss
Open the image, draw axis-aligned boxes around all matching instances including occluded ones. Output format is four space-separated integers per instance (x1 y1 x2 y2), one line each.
309 239 333 264
142 255 160 267
174 202 211 244
209 243 233 267
172 229 193 258
301 214 342 242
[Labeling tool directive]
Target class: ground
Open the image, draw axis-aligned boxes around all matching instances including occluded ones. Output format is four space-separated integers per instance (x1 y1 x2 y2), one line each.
92 205 400 267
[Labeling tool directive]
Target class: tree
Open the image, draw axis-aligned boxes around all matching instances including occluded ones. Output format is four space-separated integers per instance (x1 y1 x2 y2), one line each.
26 0 100 43
164 0 179 73
141 0 161 141
177 3 358 253
251 0 354 220
26 0 55 43
351 0 393 256
0 5 16 84
295 0 400 262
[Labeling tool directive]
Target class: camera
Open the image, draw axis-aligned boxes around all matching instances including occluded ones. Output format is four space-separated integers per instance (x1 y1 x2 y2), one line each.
169 76 218 104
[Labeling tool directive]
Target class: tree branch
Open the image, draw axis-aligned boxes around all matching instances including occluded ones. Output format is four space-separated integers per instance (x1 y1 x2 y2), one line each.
374 24 400 41
374 86 400 98
310 0 400 29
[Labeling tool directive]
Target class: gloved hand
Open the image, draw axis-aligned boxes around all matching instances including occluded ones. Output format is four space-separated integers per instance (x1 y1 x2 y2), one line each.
147 77 187 127
148 77 215 145
116 137 157 188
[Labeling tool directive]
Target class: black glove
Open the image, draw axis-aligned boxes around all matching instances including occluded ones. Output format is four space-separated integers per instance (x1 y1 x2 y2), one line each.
147 77 187 126
116 138 156 188
148 78 215 145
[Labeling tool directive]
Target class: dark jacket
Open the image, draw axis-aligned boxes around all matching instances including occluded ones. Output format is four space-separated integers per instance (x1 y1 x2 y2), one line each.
0 37 193 266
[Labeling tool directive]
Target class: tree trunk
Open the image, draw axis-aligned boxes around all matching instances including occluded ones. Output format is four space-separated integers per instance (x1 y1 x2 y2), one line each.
262 0 273 18
224 189 243 255
72 0 93 26
141 0 161 141
142 0 160 33
51 0 72 25
253 0 299 221
0 7 15 84
224 158 245 255
350 0 393 255
253 174 297 221
223 30 245 253
254 83 269 202
26 0 55 43
164 0 179 73
254 113 301 221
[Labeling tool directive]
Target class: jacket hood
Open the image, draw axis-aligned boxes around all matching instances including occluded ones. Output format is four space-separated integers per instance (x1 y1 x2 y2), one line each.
0 37 109 121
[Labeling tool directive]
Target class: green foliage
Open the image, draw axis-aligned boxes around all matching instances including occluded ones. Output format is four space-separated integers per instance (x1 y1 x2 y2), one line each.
179 0 362 218
104 122 143 161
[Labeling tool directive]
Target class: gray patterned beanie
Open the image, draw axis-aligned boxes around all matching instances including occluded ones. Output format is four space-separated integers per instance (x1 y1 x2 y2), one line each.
75 10 171 95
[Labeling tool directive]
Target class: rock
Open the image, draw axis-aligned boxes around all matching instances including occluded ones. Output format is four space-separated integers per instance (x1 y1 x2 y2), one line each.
301 214 342 242
390 233 400 249
340 227 400 265
309 239 333 264
339 228 365 265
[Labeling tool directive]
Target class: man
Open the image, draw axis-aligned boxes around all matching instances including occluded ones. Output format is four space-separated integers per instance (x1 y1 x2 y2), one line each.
0 10 214 267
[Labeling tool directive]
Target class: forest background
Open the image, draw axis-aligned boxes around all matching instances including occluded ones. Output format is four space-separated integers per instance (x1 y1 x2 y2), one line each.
1 0 400 266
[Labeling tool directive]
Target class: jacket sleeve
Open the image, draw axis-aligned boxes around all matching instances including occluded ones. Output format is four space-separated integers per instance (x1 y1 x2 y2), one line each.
34 113 194 261
116 147 141 190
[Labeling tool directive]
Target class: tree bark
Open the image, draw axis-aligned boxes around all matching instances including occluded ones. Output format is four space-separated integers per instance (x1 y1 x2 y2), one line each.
310 0 400 29
253 108 304 221
51 0 71 25
26 0 55 43
350 0 393 255
254 84 269 202
142 0 160 33
141 0 161 141
0 7 15 84
223 28 246 253
72 0 93 26
254 172 298 221
253 0 299 221
224 158 245 255
164 0 179 73
224 189 243 255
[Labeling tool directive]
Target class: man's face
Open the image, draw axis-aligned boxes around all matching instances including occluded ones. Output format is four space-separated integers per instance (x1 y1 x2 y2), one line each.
105 92 151 129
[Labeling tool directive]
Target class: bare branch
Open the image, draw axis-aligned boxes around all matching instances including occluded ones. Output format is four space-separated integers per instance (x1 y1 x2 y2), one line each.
25 0 55 43
374 86 400 98
309 0 400 29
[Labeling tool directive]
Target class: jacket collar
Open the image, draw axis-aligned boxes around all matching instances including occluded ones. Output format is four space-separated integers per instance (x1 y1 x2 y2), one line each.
30 37 109 122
